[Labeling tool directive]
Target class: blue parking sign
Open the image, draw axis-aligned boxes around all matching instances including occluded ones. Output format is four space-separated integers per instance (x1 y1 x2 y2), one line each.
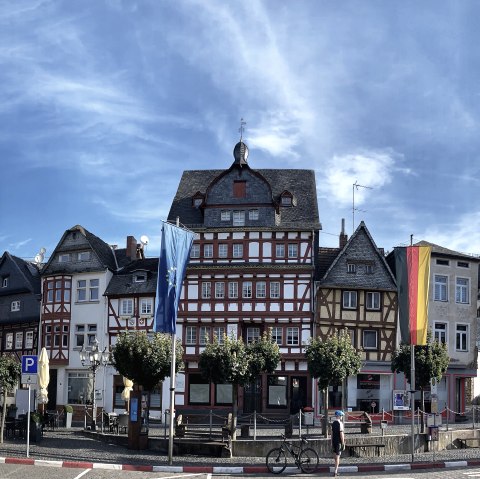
21 355 38 374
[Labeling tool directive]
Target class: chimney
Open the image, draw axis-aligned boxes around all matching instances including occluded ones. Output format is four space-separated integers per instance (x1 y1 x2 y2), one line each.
126 236 138 259
339 219 348 249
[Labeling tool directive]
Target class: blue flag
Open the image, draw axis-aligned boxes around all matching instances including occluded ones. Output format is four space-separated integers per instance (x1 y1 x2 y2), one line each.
154 222 195 334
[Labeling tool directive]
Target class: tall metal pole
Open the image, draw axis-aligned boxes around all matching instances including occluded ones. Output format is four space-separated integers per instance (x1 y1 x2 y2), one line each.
410 345 415 462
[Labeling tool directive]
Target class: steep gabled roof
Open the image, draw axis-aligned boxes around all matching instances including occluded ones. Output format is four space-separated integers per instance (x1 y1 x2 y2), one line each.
415 240 480 261
319 221 396 290
104 258 158 296
0 251 41 294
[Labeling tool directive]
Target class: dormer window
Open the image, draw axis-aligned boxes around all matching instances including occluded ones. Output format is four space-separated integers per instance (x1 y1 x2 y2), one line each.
134 273 147 283
58 253 71 263
280 190 295 207
1 276 8 288
192 191 204 208
11 300 20 312
77 251 91 261
347 263 356 273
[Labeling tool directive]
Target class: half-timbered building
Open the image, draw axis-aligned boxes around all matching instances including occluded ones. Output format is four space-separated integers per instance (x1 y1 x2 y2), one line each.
315 221 398 415
167 140 321 415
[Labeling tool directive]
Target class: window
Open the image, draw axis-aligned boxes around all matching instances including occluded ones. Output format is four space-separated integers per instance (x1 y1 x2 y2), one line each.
232 244 243 258
190 244 200 258
366 292 380 310
202 282 211 299
77 279 99 302
233 180 246 198
5 333 13 350
456 324 469 352
75 324 97 348
268 376 287 407
199 326 210 345
233 210 245 226
68 371 93 404
11 300 20 312
215 383 232 405
214 326 226 344
204 244 213 258
77 251 91 261
58 253 71 262
62 325 69 347
25 331 34 349
457 261 469 268
47 279 71 303
242 281 252 298
189 374 210 404
249 209 259 220
215 282 225 299
456 277 469 304
270 326 283 345
286 327 299 346
246 327 260 344
228 282 238 299
256 281 266 298
2 276 8 287
288 244 298 258
363 330 377 349
45 326 51 347
276 244 285 258
436 259 449 266
365 264 374 274
270 282 281 299
121 299 134 315
221 211 231 221
15 332 23 349
186 326 197 345
434 322 447 344
347 263 356 273
140 299 153 315
193 198 202 208
281 196 292 206
434 275 448 301
343 291 357 309
134 273 146 283
218 244 228 258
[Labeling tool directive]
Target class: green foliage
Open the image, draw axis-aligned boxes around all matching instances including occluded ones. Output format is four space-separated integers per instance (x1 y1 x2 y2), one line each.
199 332 281 386
30 412 42 424
391 332 450 390
111 331 184 391
0 355 20 393
64 404 73 413
305 329 362 390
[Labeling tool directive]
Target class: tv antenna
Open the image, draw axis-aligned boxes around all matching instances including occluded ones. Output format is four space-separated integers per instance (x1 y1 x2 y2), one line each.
34 247 46 265
352 181 372 234
140 235 149 254
239 118 246 141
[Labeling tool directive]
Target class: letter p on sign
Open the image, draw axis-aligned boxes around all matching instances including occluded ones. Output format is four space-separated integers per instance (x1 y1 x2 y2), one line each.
21 355 38 374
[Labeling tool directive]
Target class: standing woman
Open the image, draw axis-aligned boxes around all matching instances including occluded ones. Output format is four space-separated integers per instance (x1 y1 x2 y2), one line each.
331 410 345 477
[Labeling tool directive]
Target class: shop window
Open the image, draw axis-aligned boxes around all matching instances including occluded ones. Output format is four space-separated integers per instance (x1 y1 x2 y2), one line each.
189 374 210 405
215 384 233 405
268 376 287 407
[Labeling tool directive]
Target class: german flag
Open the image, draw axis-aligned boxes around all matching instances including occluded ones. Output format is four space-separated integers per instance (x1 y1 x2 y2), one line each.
393 246 432 345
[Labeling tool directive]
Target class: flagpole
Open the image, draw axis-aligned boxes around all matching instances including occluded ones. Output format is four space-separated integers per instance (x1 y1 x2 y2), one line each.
411 344 415 462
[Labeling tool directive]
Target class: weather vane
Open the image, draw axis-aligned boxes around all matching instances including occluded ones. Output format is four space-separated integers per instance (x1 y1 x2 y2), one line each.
239 118 246 141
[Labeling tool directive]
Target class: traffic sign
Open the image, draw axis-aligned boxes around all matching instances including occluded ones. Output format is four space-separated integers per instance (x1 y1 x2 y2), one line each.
21 355 38 374
21 374 38 384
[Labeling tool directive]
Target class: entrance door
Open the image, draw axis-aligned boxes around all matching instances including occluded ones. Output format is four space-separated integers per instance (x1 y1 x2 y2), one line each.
290 377 307 414
244 378 261 413
47 368 57 410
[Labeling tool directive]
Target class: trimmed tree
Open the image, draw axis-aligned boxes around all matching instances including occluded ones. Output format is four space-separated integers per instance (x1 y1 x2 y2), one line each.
0 355 20 444
305 329 362 437
111 331 184 428
198 332 281 445
391 332 449 431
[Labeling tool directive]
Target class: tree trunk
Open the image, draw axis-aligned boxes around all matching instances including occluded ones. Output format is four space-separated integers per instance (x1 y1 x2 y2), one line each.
322 387 329 438
0 392 5 444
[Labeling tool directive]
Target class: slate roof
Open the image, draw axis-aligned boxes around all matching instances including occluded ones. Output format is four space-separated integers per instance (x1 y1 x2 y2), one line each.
0 252 41 295
168 168 320 230
105 258 158 296
318 221 396 290
415 240 480 261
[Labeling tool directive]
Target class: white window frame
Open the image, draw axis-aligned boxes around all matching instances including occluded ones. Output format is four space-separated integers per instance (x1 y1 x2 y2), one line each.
75 323 97 348
199 326 210 345
218 244 228 258
58 253 71 263
2 277 8 287
5 332 13 350
343 290 357 309
15 332 23 349
433 322 448 345
288 243 298 258
121 298 134 316
456 323 469 352
347 263 356 273
249 209 259 220
281 196 292 206
134 273 147 283
190 244 200 258
214 326 226 344
242 281 252 298
366 292 380 310
270 326 283 345
270 282 281 299
233 210 245 226
228 281 238 299
215 282 225 299
275 244 285 258
363 330 378 350
77 251 91 261
456 277 469 304
232 244 243 258
11 300 20 312
256 281 266 298
186 326 197 345
246 327 260 344
286 327 299 346
221 210 231 221
25 331 34 349
140 298 153 315
202 282 212 299
204 244 213 258
434 275 448 302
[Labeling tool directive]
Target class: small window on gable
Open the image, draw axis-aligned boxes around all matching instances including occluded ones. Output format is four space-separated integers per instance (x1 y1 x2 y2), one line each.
347 263 356 273
134 273 147 283
192 192 204 208
233 181 247 198
365 264 374 274
58 254 71 263
221 210 231 221
11 300 20 312
2 276 8 288
77 251 91 261
280 191 295 207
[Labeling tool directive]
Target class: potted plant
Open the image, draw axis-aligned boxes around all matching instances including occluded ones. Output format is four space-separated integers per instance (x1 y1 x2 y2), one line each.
64 405 73 428
29 411 43 442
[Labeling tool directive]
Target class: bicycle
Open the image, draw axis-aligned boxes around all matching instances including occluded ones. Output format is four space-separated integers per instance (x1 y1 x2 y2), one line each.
266 433 319 474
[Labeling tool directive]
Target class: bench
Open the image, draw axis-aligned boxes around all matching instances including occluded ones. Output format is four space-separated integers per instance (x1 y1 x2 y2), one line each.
348 443 385 457
345 411 372 433
459 437 480 449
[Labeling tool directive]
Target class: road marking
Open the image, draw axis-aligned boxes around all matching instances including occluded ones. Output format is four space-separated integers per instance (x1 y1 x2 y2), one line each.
152 474 209 479
73 469 91 479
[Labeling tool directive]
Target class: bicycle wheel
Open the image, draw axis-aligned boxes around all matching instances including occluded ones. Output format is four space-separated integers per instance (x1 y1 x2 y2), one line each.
266 447 287 474
298 447 319 473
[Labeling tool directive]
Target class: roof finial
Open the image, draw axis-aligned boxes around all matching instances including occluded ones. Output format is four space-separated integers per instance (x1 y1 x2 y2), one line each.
239 118 246 142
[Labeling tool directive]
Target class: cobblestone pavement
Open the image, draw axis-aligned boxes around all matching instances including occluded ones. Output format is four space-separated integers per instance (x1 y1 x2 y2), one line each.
1 424 480 468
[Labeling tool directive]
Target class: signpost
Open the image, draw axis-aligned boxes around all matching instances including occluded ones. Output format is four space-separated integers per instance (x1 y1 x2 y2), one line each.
21 355 38 458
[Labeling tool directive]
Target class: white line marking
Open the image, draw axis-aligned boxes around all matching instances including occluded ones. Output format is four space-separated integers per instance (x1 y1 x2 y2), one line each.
73 469 91 479
151 474 208 479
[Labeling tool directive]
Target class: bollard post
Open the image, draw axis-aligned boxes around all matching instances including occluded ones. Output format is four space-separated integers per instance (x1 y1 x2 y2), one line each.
209 410 213 439
253 410 257 441
299 411 302 438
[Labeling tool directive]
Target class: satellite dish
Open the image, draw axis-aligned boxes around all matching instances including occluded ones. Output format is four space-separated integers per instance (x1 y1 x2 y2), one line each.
140 235 149 245
39 247 46 254
34 254 43 264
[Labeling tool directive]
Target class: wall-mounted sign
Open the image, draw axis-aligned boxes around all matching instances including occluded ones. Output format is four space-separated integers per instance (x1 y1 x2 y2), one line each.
393 390 410 410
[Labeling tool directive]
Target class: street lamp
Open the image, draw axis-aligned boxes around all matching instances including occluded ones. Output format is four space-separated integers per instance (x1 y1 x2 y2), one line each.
79 337 109 431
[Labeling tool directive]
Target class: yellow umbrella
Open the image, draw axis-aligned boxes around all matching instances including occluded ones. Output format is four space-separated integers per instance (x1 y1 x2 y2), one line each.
121 377 133 405
38 347 50 410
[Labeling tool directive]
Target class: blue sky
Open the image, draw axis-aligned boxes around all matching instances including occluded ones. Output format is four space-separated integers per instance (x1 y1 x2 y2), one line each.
1 0 479 261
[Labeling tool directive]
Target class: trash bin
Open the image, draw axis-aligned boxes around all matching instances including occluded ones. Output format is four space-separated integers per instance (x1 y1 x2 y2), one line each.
303 407 314 426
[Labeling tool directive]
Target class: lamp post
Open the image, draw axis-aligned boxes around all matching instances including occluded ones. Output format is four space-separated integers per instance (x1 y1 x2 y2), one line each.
79 337 109 431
